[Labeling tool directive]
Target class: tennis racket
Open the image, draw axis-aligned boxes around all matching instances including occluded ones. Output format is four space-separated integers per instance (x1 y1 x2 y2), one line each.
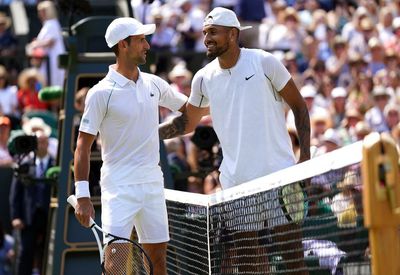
279 181 308 224
67 195 153 275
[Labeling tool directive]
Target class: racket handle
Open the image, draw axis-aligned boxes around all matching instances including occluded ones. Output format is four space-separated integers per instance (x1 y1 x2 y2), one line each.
67 195 95 227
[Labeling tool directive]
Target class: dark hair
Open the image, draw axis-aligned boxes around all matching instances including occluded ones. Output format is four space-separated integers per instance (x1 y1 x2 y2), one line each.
111 36 131 56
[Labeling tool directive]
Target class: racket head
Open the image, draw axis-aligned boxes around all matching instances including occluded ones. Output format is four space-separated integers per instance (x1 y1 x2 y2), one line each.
279 181 308 224
101 236 153 275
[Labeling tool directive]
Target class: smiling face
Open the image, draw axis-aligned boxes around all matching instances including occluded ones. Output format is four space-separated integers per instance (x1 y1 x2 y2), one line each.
203 25 237 59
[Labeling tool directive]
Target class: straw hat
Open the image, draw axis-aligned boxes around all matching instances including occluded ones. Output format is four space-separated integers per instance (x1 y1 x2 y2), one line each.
17 68 45 90
22 117 52 137
168 62 192 82
0 12 11 29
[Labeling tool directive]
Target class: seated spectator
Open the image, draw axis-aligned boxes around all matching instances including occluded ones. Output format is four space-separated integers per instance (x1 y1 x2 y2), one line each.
310 109 332 147
168 61 192 96
354 121 372 141
337 108 363 146
384 103 400 132
330 87 347 129
0 65 18 121
17 68 48 113
0 116 12 167
21 117 57 159
365 85 391 133
325 35 349 84
367 37 385 76
347 71 374 115
320 128 342 154
0 12 17 57
283 51 304 88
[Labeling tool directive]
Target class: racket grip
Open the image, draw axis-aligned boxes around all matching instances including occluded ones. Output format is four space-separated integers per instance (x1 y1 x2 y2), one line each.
67 195 95 227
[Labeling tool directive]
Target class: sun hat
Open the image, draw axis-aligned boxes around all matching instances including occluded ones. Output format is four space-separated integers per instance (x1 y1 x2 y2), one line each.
105 17 156 48
22 117 52 137
203 7 252 31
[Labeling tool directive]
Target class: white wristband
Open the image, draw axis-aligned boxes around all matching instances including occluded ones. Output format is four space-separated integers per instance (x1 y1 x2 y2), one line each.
75 180 91 199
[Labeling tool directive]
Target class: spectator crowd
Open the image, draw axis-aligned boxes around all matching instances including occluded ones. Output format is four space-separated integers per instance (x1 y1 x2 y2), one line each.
0 0 400 274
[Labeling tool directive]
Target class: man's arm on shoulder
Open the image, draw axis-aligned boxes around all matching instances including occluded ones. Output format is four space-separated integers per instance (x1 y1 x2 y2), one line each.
280 79 310 163
159 103 209 140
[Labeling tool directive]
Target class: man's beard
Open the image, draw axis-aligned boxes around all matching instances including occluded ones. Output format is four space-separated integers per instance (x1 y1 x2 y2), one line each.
206 43 229 60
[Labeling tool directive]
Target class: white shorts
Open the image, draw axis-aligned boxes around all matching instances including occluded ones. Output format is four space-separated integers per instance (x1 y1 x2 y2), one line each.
100 181 170 244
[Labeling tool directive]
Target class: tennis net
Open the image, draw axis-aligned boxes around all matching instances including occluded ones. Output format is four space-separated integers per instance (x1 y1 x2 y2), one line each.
165 141 370 274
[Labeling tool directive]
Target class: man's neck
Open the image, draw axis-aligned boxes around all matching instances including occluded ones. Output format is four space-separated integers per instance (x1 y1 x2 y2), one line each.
114 61 139 82
218 47 241 69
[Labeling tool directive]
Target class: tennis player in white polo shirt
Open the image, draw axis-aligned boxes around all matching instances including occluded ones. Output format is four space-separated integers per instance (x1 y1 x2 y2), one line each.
159 7 310 274
73 17 187 274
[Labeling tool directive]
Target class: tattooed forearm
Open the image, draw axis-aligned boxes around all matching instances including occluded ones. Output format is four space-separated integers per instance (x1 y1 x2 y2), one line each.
293 105 311 162
159 109 189 139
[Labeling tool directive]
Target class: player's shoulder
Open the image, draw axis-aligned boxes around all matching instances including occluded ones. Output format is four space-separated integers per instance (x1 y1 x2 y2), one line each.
87 78 113 97
242 48 274 60
141 71 168 86
194 59 218 79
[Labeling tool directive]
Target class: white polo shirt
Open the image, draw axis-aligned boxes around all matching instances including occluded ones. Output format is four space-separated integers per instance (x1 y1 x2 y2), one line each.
80 65 187 187
188 48 296 189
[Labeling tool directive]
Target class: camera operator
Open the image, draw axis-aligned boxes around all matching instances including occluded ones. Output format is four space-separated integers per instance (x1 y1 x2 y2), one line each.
186 125 222 193
9 124 55 275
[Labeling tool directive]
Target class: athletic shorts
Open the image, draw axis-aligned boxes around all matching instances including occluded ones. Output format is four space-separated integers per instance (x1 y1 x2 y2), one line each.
100 181 170 244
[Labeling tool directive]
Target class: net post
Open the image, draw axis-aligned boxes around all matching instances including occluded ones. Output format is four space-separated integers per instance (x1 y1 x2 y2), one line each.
362 132 400 275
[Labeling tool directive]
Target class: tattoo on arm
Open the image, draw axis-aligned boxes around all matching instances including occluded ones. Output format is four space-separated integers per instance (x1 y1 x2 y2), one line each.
293 105 311 160
159 109 189 140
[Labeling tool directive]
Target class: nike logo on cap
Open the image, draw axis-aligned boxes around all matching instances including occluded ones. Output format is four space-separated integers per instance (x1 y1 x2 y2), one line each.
245 74 255 80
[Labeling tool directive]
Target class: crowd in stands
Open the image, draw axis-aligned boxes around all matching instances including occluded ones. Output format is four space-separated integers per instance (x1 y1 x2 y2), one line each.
0 0 400 274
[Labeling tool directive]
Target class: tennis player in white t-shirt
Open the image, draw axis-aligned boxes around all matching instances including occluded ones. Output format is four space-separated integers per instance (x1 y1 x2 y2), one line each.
159 7 310 274
73 18 187 275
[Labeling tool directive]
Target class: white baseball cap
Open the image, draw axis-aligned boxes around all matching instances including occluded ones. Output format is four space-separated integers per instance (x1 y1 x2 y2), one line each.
331 87 347 98
300 85 317 98
105 17 156 48
203 7 252 31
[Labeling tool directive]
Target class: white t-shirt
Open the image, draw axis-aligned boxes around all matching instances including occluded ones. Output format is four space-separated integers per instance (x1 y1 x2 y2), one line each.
188 48 296 189
80 66 187 187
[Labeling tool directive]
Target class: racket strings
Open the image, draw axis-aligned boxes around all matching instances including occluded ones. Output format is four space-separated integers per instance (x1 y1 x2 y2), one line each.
103 241 152 275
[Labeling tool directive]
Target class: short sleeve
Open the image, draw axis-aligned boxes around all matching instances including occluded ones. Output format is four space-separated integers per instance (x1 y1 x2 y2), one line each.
188 69 209 108
79 88 107 136
156 77 187 111
261 51 291 92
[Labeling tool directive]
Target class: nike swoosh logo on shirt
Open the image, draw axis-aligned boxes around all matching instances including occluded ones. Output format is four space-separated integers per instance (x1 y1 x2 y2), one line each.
245 74 255 80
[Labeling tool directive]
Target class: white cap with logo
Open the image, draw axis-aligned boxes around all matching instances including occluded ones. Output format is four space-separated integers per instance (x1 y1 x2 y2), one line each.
105 17 156 48
203 7 252 31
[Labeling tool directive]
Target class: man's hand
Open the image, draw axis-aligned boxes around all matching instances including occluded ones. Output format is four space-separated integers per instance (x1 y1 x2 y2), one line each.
75 197 95 228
